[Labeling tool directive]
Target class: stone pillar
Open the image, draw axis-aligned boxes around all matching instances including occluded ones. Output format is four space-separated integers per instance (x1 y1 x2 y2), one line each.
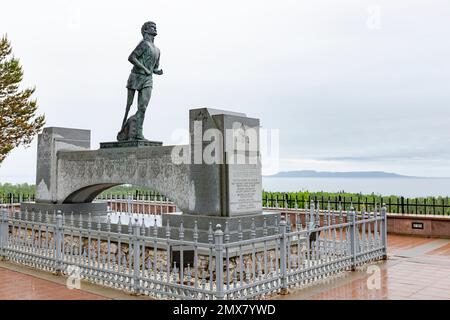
163 108 271 242
214 111 262 217
188 108 226 216
188 108 262 217
36 127 91 203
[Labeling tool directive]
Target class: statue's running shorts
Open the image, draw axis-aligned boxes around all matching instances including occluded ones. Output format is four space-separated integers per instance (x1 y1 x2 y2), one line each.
126 72 153 90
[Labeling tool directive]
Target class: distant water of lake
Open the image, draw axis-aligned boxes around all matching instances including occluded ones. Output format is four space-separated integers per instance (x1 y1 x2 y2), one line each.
262 177 450 198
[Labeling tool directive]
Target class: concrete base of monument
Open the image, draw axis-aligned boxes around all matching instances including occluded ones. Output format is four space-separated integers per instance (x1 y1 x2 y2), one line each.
161 211 281 243
99 140 163 149
20 202 108 215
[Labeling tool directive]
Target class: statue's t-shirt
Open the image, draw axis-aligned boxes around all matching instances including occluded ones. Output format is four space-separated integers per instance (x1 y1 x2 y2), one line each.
127 40 160 90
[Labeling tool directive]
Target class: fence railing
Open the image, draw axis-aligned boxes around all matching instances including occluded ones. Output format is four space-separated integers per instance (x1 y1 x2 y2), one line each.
98 195 177 215
0 203 387 300
97 192 171 203
3 192 448 216
0 193 35 205
262 194 450 216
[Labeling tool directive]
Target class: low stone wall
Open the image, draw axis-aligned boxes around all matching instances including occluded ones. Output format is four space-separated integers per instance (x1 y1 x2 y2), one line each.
387 214 450 238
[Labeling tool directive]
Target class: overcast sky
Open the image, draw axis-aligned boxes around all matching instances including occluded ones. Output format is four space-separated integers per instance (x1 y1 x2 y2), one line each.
1 0 450 183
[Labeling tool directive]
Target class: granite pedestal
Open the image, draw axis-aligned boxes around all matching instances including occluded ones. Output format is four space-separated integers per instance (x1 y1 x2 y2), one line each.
99 140 163 149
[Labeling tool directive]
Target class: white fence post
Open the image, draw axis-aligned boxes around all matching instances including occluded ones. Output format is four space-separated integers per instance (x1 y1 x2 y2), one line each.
214 224 224 300
127 193 132 215
133 218 141 295
348 208 357 271
381 205 388 259
54 211 64 275
0 206 9 260
279 217 288 294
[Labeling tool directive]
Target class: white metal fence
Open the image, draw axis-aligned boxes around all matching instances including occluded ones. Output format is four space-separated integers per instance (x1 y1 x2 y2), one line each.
96 193 176 215
0 203 387 299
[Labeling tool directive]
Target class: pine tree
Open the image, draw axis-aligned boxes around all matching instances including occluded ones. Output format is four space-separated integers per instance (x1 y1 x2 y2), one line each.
0 34 45 163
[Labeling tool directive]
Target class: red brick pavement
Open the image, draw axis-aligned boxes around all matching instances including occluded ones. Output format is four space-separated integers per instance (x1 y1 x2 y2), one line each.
273 234 450 300
0 267 108 300
303 234 450 300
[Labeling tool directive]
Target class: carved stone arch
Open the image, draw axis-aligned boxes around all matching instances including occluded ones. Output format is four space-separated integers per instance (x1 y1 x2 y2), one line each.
62 182 178 207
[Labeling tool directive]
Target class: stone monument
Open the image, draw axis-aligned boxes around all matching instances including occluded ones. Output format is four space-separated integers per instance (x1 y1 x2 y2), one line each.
24 107 279 241
22 21 280 242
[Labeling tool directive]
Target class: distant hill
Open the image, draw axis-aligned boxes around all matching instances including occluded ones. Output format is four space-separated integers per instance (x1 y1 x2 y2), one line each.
265 170 416 178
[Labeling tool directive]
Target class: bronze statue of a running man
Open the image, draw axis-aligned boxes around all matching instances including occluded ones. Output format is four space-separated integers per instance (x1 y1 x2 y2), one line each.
118 21 163 141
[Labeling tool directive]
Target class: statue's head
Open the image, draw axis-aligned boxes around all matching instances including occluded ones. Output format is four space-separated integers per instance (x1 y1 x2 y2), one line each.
141 21 157 37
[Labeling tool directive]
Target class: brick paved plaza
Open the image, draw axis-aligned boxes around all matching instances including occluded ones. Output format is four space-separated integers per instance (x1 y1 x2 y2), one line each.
0 267 107 300
278 234 450 300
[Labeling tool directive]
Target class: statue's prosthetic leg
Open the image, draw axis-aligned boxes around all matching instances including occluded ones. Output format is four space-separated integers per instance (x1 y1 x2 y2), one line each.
135 86 152 140
121 89 136 130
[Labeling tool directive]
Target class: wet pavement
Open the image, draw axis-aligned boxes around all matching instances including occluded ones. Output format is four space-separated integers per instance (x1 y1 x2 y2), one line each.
276 234 450 300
